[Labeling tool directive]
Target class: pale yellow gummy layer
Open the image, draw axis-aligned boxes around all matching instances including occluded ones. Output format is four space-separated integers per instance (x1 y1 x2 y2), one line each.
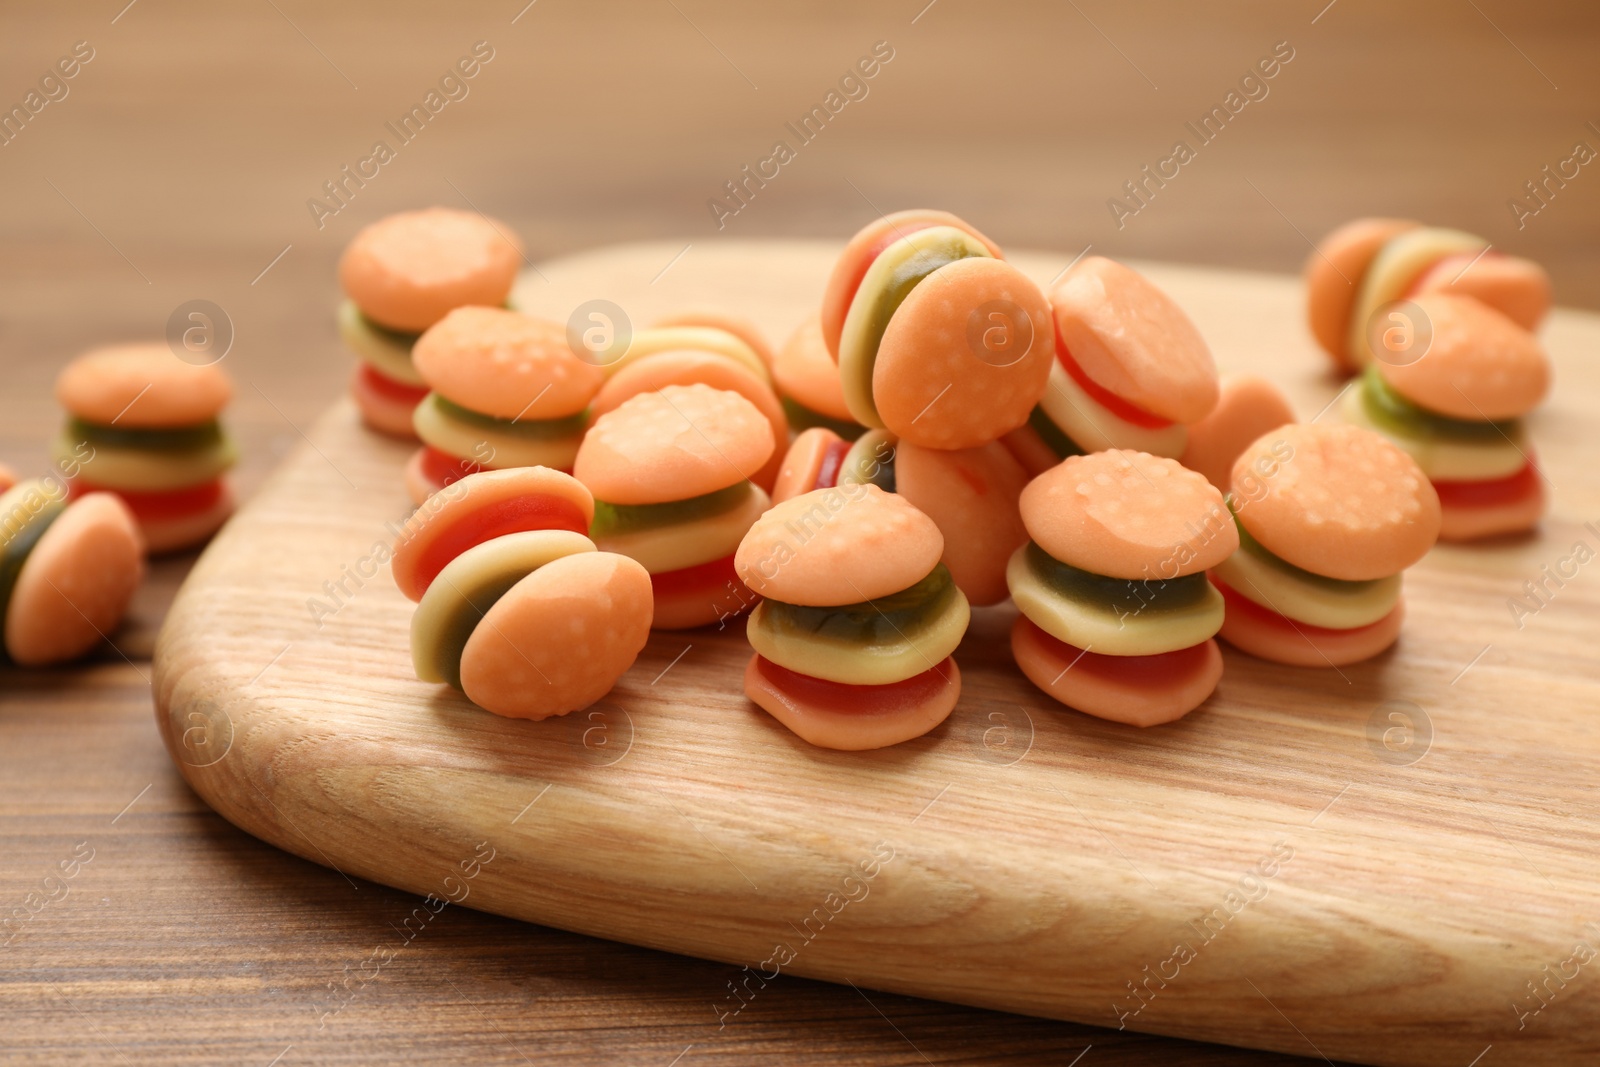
1339 382 1527 481
51 430 236 493
606 326 769 383
746 584 970 686
412 392 584 471
338 299 425 387
1212 542 1401 630
1005 546 1223 657
593 484 769 575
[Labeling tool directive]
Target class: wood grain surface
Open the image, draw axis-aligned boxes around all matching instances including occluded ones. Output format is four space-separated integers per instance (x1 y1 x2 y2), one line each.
4 3 1598 1064
147 241 1600 1067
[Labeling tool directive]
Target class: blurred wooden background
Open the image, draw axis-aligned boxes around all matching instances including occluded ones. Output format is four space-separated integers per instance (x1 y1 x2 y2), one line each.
2 1 1596 1063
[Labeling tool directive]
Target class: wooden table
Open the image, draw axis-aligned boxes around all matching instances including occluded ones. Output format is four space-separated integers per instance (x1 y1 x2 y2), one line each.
3 2 1595 1063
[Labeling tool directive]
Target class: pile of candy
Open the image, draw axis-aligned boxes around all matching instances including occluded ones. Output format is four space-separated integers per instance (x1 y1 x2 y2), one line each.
1 208 1553 742
328 207 1552 749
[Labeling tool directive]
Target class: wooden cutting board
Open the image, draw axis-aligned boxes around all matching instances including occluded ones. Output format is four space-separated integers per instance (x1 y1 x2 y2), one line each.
152 240 1600 1066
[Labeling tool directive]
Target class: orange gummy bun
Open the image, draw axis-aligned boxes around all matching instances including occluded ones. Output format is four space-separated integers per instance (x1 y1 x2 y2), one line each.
1180 375 1297 493
5 493 145 666
1019 449 1237 579
412 306 603 421
735 484 942 606
1051 256 1218 424
576 384 774 505
339 207 523 333
459 551 653 719
872 256 1052 450
56 343 232 429
894 440 1028 607
589 351 788 492
1377 293 1549 421
1230 423 1440 581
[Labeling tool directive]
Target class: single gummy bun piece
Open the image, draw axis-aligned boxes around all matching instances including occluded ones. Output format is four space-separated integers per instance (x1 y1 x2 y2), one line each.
1011 616 1221 727
1378 293 1549 421
575 384 774 505
459 551 652 720
1180 375 1297 493
1231 423 1440 582
56 343 233 429
743 654 961 751
1305 217 1419 367
735 484 943 607
1020 450 1237 580
1051 256 1218 424
1412 252 1550 334
0 463 15 493
338 207 523 333
412 307 604 420
894 440 1029 607
390 466 595 602
873 256 1052 450
588 351 788 492
5 492 144 666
